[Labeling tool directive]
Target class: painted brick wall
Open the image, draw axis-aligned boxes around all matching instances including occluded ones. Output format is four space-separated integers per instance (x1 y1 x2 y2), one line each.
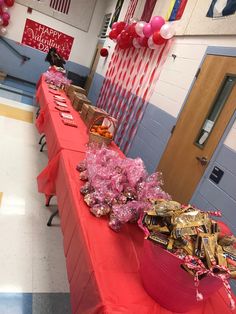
191 141 236 294
128 102 175 173
0 38 89 84
88 72 105 105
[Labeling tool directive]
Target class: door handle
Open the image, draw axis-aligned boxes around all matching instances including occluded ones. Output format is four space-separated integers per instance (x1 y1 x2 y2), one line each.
196 156 208 166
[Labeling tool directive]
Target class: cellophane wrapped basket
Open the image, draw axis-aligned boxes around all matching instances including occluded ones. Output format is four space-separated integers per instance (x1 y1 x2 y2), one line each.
140 240 223 312
139 202 236 312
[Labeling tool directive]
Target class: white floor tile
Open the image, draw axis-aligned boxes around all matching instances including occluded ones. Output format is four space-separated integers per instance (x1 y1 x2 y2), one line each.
0 109 69 294
0 233 32 293
0 96 34 111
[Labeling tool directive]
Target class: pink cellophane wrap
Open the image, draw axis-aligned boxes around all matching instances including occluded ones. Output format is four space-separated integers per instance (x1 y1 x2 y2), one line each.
79 145 169 230
44 70 71 87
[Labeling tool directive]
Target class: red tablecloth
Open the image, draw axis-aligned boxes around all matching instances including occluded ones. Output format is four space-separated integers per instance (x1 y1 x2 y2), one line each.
36 75 235 314
36 75 70 112
35 76 121 159
37 150 236 314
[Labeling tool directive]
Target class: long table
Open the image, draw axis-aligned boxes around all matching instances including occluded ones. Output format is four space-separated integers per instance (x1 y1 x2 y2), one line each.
36 77 236 314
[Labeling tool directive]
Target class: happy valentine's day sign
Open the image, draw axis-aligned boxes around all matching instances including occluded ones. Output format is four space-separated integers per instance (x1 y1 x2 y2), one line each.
21 19 74 60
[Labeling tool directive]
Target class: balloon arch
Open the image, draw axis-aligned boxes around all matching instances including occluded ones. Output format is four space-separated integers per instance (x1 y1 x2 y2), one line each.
109 16 175 50
0 0 15 36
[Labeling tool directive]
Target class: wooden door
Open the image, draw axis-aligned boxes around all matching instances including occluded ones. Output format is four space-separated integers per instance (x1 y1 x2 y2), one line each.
84 42 103 94
157 55 236 204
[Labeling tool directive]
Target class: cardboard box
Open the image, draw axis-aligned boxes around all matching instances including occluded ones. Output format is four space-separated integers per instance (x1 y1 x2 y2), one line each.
66 84 87 100
72 92 92 112
80 103 91 123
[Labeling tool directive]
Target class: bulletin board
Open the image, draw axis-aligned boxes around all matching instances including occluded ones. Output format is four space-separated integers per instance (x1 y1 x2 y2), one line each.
153 0 236 36
16 0 97 32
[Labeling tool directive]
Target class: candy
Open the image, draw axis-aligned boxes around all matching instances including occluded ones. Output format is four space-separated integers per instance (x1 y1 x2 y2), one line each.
80 145 170 230
76 160 87 172
90 204 111 217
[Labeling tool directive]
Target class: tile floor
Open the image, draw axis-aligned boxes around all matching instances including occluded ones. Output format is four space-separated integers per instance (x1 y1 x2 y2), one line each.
0 81 71 313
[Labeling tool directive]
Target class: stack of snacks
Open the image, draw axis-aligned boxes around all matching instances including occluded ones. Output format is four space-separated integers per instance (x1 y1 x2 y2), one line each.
140 200 236 309
77 145 170 232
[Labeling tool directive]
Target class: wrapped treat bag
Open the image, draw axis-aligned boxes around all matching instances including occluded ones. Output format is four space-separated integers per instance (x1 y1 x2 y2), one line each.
90 204 111 218
79 145 171 230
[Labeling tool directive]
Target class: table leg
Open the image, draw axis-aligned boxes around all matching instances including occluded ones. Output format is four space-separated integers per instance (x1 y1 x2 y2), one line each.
47 209 59 226
45 194 54 207
40 141 46 152
36 107 40 118
39 134 45 145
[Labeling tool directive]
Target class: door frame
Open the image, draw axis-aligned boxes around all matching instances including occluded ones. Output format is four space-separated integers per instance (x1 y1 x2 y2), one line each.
84 41 104 94
190 109 236 204
176 45 236 203
176 46 236 123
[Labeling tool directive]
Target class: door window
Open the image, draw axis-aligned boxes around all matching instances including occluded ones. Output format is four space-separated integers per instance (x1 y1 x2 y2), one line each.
195 75 236 147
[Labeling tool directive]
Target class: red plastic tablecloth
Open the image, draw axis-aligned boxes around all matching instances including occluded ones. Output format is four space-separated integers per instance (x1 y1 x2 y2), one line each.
36 75 235 314
35 76 121 160
37 149 236 314
36 75 70 112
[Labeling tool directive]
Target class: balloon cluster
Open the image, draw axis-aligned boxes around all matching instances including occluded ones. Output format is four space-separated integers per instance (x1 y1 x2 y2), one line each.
0 0 15 36
109 16 175 50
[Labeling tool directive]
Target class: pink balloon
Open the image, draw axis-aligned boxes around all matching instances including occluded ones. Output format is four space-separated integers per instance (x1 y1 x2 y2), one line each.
143 23 153 38
2 4 9 12
0 0 4 5
2 12 10 21
151 16 165 32
138 36 148 47
112 22 118 30
135 21 146 37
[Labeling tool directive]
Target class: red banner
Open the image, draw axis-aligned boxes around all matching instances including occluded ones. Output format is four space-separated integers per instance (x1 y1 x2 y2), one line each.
21 19 74 60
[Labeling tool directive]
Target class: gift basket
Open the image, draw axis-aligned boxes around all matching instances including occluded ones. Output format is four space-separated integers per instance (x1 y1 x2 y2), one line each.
89 116 117 146
139 200 236 312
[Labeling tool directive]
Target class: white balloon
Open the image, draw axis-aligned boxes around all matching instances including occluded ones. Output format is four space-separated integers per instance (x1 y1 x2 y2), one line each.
135 21 146 37
0 27 7 35
147 36 161 50
2 5 9 13
129 17 138 24
160 23 175 40
133 38 141 49
148 37 156 49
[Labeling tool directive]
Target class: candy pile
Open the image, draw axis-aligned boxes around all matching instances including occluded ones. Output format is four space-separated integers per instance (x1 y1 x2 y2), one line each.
140 199 236 308
78 145 170 231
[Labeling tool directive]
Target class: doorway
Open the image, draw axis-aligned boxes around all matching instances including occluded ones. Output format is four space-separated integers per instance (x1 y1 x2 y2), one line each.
157 54 236 204
84 42 103 94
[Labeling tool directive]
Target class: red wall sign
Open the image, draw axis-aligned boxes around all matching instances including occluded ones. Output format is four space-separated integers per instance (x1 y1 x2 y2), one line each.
21 19 74 60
